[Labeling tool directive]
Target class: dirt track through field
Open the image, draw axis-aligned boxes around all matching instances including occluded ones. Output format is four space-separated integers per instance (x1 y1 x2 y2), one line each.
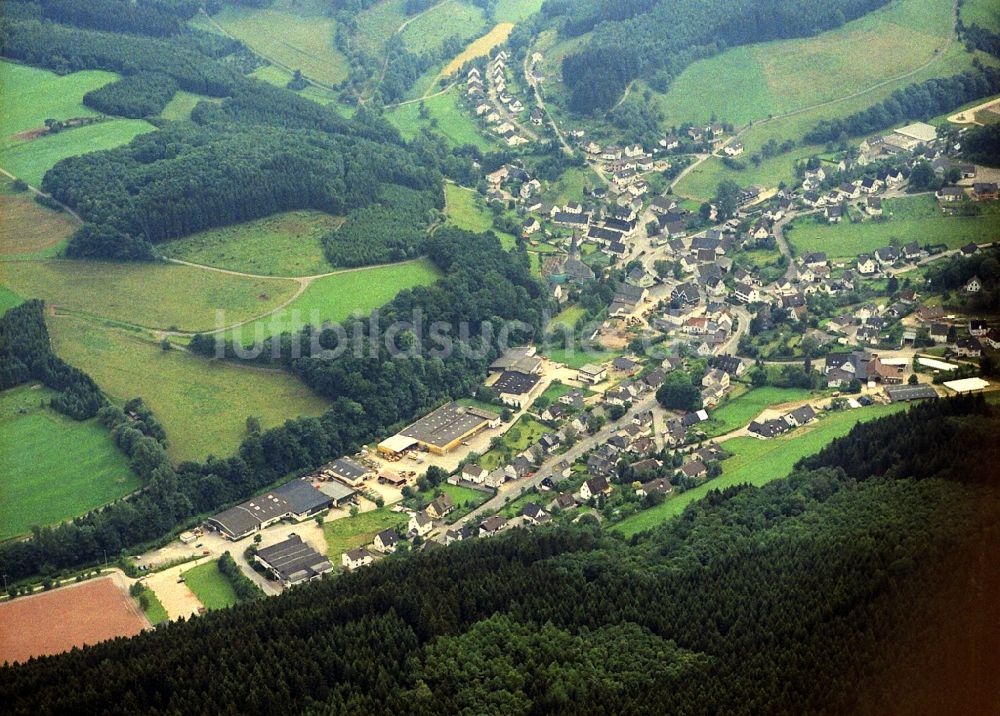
0 576 149 665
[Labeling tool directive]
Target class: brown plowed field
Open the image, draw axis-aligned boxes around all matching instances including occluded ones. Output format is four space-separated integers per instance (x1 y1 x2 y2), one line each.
0 576 149 665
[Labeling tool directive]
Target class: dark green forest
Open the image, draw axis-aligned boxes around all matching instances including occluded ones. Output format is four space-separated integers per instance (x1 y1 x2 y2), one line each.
544 0 894 113
1 397 997 714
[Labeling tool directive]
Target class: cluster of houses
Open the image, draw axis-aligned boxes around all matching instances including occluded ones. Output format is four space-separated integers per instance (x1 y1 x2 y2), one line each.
748 404 817 439
466 51 530 148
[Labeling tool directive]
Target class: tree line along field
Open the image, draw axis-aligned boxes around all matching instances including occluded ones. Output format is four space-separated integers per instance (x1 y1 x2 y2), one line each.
0 259 300 333
0 60 153 187
47 314 330 463
161 210 344 277
0 180 77 258
0 384 140 541
224 257 441 345
784 195 1000 259
614 402 907 537
201 0 349 88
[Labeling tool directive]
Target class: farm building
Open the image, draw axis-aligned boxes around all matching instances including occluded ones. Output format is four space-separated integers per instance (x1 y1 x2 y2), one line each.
885 384 938 403
254 534 333 586
205 480 334 541
379 402 500 456
942 377 991 394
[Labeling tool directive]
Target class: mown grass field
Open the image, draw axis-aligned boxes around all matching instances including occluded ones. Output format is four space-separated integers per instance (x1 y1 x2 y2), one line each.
702 386 816 436
480 415 549 469
0 60 154 186
549 304 586 331
0 259 299 332
0 181 77 257
323 507 407 560
387 86 497 150
657 0 958 128
159 91 218 122
208 0 348 86
48 315 330 463
181 560 239 610
161 210 342 277
401 0 486 55
614 403 906 536
493 0 545 23
228 258 441 344
785 195 1000 259
0 384 140 540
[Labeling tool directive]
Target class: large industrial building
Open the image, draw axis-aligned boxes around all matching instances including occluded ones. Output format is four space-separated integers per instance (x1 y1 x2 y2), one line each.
378 402 500 456
254 534 333 586
205 480 335 541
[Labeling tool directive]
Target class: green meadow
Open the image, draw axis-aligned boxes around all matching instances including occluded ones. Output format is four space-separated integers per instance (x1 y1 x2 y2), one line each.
323 507 408 560
0 180 77 258
0 384 140 540
784 196 1000 259
702 386 816 437
0 60 154 185
162 210 342 277
159 91 219 121
208 0 349 86
227 258 441 344
400 0 487 55
182 560 239 610
48 315 330 463
614 403 906 537
657 0 958 128
0 259 299 333
387 87 497 150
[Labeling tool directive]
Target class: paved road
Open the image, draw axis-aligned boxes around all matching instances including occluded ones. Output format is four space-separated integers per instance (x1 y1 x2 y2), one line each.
447 394 663 530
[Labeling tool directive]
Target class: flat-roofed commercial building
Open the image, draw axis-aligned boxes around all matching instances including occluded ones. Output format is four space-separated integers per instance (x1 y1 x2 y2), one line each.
379 402 500 456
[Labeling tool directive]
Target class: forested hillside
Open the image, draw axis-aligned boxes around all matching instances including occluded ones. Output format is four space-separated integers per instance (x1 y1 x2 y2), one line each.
1 0 448 261
545 0 895 112
2 397 997 713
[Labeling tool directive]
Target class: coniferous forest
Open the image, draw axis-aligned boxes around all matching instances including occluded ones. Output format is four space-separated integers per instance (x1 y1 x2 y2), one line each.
1 397 998 714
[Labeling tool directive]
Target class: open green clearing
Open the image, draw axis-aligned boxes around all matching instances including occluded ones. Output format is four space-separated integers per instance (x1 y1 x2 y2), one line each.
542 347 621 370
550 304 586 331
480 415 548 469
0 259 299 333
0 286 22 313
442 184 517 247
414 483 490 515
353 0 408 58
702 386 816 436
159 91 218 122
0 60 154 186
614 403 906 536
785 195 1000 259
323 507 407 560
493 0 545 23
960 0 1000 30
48 315 329 463
0 181 77 258
208 1 348 86
0 384 140 541
444 184 493 232
401 1 486 55
387 87 497 150
161 211 342 277
657 0 957 128
228 258 440 344
182 560 239 610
